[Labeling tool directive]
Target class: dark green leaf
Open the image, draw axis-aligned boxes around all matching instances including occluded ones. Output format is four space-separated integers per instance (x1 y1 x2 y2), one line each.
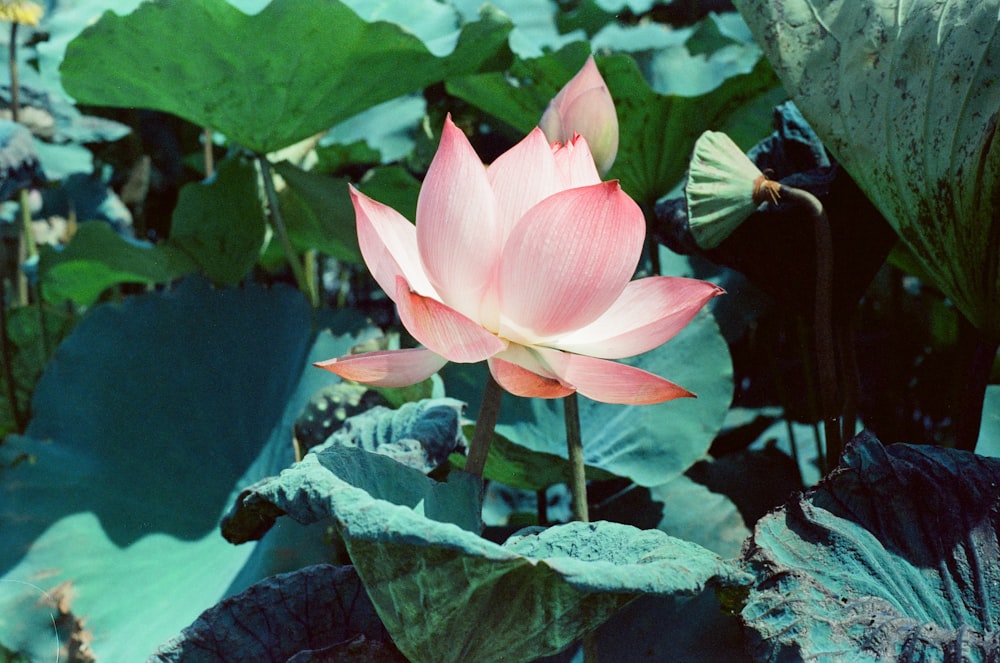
151 564 403 662
274 160 361 263
742 432 1000 661
167 156 267 285
451 426 617 491
38 222 196 305
356 165 422 223
60 0 512 153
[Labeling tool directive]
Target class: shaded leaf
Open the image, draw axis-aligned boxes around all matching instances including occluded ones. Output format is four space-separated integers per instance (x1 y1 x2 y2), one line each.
451 427 617 491
167 156 267 285
38 221 195 305
0 278 375 660
741 432 1000 661
60 0 512 153
223 443 750 663
151 564 403 662
735 0 1000 340
274 160 361 263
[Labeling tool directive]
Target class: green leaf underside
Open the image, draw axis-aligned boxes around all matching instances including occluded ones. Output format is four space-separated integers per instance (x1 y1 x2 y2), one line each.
222 441 750 663
61 0 512 153
734 0 1000 339
741 432 1000 661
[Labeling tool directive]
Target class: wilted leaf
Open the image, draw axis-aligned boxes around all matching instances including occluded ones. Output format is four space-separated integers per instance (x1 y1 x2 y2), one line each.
223 442 750 663
741 432 1000 661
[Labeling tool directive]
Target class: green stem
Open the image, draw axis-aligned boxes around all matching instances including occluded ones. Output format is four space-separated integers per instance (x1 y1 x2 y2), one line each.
256 155 317 307
780 184 841 469
0 278 26 432
564 392 589 522
464 372 504 477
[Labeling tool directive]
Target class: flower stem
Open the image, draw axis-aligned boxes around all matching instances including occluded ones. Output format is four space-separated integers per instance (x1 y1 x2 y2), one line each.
780 184 841 469
256 155 318 307
564 392 589 522
465 372 503 477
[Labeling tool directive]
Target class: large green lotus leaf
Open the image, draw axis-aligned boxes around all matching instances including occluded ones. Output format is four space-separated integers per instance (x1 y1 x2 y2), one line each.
167 156 267 285
223 442 750 663
734 0 1000 340
0 279 376 660
150 564 403 662
444 308 733 487
741 432 1000 661
60 0 512 154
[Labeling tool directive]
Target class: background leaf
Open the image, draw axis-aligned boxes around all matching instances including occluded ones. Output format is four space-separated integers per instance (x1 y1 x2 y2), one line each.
444 308 733 487
60 0 513 153
0 278 379 660
166 156 267 285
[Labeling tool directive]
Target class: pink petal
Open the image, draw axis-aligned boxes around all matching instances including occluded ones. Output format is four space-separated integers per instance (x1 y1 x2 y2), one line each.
551 277 724 358
416 115 501 321
394 276 506 363
351 186 437 302
488 356 574 399
551 134 602 188
556 87 619 175
536 347 694 405
314 348 447 388
499 181 644 339
487 127 565 241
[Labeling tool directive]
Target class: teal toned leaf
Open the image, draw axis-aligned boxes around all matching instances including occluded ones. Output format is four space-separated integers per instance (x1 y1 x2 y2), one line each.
273 160 361 263
741 432 1000 661
320 399 467 474
0 279 374 660
60 0 513 153
167 156 267 285
223 442 750 663
151 564 404 662
445 308 733 487
975 385 1000 458
735 0 1000 339
38 222 196 305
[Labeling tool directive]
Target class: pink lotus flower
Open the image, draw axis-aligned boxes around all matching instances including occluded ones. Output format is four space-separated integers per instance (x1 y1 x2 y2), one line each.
316 116 722 405
540 55 619 176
